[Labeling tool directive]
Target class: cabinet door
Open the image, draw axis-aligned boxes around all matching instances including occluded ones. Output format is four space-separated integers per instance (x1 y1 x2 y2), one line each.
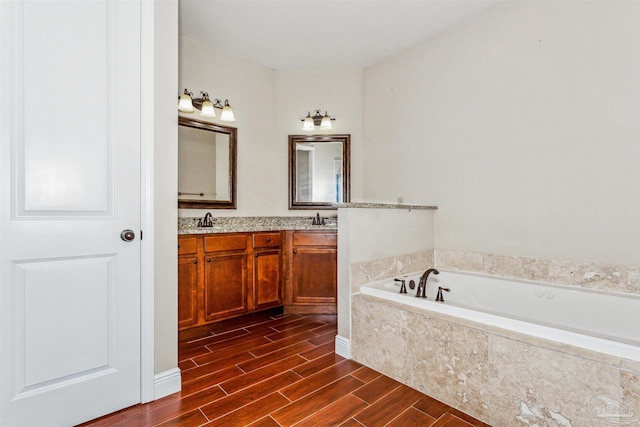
254 249 282 310
292 247 337 304
203 253 248 321
178 255 198 329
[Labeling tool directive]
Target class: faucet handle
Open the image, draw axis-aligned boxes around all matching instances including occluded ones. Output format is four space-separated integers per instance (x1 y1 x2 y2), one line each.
394 278 407 294
435 287 450 302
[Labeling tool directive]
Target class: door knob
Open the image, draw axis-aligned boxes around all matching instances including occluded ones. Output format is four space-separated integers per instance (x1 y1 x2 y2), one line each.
120 229 136 241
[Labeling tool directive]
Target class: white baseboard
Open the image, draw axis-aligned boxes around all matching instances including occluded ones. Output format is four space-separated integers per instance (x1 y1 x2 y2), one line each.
335 335 350 359
154 367 181 400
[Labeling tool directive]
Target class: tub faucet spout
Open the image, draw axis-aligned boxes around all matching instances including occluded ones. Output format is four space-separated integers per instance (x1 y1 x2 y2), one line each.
416 268 439 298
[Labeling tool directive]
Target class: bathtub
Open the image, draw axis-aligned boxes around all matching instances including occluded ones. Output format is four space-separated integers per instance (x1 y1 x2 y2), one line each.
360 269 640 361
353 269 640 425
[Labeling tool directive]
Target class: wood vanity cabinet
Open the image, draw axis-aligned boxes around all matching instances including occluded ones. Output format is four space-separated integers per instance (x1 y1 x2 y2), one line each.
202 234 249 322
252 232 283 310
178 231 284 332
285 230 337 314
177 237 199 329
178 228 337 333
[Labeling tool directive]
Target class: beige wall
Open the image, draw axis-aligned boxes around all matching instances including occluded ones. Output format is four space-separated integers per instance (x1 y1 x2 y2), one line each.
179 37 276 217
178 39 364 217
363 1 640 266
337 207 435 340
154 0 179 374
274 69 364 206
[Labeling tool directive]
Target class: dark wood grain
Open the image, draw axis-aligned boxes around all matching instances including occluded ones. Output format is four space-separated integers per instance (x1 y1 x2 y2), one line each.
79 313 491 427
352 374 402 404
271 375 364 426
200 371 301 420
292 394 368 427
353 384 425 426
387 407 437 426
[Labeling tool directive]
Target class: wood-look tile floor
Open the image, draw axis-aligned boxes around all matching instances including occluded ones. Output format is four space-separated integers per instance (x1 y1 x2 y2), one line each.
81 313 491 427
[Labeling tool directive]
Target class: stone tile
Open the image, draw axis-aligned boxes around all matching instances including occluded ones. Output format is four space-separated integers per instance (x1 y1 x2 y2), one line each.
482 254 549 281
488 335 624 426
405 311 491 422
620 370 640 426
548 259 639 294
351 296 409 383
435 250 483 272
350 251 432 294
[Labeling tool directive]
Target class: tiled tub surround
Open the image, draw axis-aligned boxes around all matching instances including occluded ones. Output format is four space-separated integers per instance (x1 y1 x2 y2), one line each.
361 270 639 360
436 249 640 295
178 215 337 234
350 250 434 294
351 286 640 426
351 249 640 296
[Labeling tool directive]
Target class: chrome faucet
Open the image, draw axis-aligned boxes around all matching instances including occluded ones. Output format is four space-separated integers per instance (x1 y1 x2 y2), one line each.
197 212 214 228
416 268 439 298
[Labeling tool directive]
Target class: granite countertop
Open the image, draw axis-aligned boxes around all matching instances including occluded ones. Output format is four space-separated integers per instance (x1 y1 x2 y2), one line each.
333 202 438 210
178 216 338 234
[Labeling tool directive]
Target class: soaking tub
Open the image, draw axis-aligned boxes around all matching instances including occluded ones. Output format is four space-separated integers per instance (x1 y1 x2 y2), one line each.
352 269 640 426
360 269 639 360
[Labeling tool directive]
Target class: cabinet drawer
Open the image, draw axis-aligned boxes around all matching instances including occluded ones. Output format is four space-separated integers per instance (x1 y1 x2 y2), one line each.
293 232 337 247
178 237 197 255
204 234 247 252
253 232 281 248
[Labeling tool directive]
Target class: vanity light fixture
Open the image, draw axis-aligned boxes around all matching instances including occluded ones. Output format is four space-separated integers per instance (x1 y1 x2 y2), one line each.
178 89 236 122
301 110 334 131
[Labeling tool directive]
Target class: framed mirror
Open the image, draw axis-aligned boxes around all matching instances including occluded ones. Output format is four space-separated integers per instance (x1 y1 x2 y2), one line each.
289 134 350 209
178 116 237 209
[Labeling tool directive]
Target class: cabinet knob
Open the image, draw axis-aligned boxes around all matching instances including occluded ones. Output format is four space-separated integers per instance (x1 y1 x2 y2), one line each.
255 253 259 258
193 259 197 264
293 248 297 254
266 238 271 242
206 258 211 262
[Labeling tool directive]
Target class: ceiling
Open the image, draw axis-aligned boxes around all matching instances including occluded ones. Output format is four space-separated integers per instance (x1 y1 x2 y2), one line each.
179 0 502 70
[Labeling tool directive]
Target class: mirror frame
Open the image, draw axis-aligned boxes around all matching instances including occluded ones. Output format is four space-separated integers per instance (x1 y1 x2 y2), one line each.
178 116 237 209
288 134 351 210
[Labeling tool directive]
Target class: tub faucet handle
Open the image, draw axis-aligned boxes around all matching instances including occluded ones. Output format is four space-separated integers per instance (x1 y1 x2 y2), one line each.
394 278 407 294
435 287 450 302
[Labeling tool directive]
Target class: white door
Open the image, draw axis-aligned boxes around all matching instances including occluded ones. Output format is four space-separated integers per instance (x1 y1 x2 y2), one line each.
0 1 142 425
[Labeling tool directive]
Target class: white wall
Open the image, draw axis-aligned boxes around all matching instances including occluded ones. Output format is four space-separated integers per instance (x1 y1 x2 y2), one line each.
337 207 435 341
178 41 364 218
154 0 178 375
363 1 640 266
179 37 277 217
274 69 364 209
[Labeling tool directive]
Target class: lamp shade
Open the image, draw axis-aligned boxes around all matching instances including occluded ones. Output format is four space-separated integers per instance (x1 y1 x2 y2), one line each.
220 100 236 122
320 112 332 129
200 99 216 118
302 113 315 131
178 92 194 113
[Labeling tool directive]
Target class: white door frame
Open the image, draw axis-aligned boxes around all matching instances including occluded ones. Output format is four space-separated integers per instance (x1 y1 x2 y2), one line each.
140 0 155 404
